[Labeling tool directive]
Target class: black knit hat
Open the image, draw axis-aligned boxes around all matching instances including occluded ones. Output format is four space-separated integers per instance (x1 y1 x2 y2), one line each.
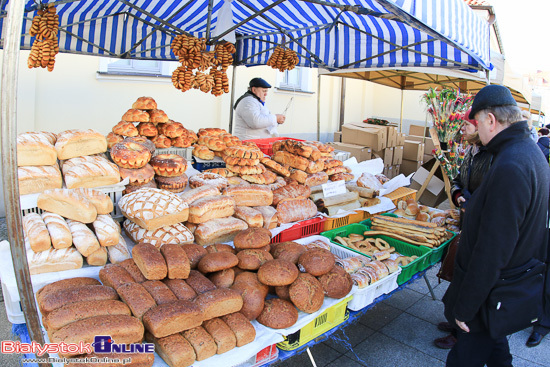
468 85 517 119
249 77 271 88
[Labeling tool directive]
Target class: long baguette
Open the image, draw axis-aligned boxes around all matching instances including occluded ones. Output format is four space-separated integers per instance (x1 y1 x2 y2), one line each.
370 223 438 240
363 230 434 248
372 215 438 234
371 225 430 243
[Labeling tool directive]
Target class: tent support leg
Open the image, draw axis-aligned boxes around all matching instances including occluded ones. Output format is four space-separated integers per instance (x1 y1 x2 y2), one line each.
317 74 321 141
1 1 50 365
229 66 237 134
399 88 404 133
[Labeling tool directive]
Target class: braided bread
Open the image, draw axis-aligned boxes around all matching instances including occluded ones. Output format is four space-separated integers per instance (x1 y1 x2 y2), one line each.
112 121 139 137
132 97 157 110
193 145 214 160
199 136 226 152
224 145 262 160
241 170 277 185
151 135 172 148
204 168 235 177
330 173 354 182
122 109 149 123
158 121 185 138
106 132 124 149
148 109 169 123
325 166 348 176
136 122 158 137
171 136 193 148
223 156 260 166
197 128 227 137
260 157 290 177
323 159 344 170
226 164 266 175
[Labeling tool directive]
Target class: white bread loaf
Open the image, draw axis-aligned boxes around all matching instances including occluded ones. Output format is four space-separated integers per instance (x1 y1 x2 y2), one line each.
62 156 120 189
107 236 131 264
188 195 236 224
233 206 263 228
73 188 114 215
118 188 189 230
41 212 72 249
92 215 120 247
37 189 97 223
25 238 83 275
22 213 51 252
180 185 220 206
22 131 57 145
17 133 57 166
253 206 278 229
222 184 273 206
18 165 62 195
55 129 107 160
86 246 108 266
66 219 101 257
194 217 248 246
123 220 194 248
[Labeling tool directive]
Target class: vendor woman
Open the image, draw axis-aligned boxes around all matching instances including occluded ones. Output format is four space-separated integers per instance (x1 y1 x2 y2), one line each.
233 77 285 140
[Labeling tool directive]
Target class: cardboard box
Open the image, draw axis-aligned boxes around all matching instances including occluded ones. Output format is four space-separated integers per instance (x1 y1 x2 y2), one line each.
406 135 436 156
393 146 403 165
423 154 433 163
342 123 387 151
373 147 394 168
383 165 393 178
409 159 448 207
394 164 400 176
386 126 397 148
400 159 423 176
409 124 430 137
334 131 342 143
397 133 406 146
328 142 372 162
403 140 425 161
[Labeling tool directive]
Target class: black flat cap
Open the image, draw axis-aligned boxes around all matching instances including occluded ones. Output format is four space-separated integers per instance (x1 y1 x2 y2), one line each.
468 85 517 119
249 77 271 88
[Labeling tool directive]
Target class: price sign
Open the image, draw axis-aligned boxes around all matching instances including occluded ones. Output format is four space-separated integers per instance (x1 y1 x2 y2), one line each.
322 180 347 198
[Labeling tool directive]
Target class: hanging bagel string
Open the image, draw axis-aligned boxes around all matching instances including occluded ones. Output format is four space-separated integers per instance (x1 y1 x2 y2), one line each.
266 35 299 72
28 3 60 72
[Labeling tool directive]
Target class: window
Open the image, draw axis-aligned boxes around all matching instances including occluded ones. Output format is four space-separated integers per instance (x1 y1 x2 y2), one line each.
98 57 177 78
277 67 313 93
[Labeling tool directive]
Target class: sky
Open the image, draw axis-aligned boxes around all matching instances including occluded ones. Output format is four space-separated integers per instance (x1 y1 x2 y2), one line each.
491 0 550 74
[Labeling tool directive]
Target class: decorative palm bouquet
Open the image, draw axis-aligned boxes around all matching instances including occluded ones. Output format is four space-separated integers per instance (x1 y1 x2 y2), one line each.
434 140 467 180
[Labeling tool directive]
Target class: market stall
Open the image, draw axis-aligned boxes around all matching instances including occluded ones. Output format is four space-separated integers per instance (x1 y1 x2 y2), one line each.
1 1 490 366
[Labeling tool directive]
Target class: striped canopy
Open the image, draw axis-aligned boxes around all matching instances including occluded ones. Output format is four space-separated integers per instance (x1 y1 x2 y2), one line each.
0 0 492 71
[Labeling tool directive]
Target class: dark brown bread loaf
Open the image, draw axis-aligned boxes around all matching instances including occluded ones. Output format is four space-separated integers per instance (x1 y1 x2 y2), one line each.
297 248 335 276
132 243 167 280
289 273 325 313
38 285 118 314
160 243 191 279
142 300 203 338
233 227 271 249
181 243 208 269
230 282 265 321
208 268 235 288
257 259 299 286
116 282 157 320
36 277 100 306
185 270 217 294
203 318 237 354
141 280 178 305
182 326 218 361
236 249 273 270
195 288 243 320
118 258 147 283
233 272 269 297
221 312 256 347
162 278 197 301
275 285 291 301
205 243 236 254
198 252 239 273
99 264 136 290
270 241 306 264
318 265 353 299
256 298 298 329
145 332 195 367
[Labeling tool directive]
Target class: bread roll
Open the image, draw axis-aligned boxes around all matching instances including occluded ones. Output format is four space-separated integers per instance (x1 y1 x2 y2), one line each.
123 220 194 248
107 236 131 264
221 312 256 347
195 288 244 321
99 264 136 290
143 300 203 338
142 280 178 305
73 188 114 214
276 198 317 225
203 318 237 354
145 332 196 367
160 243 191 279
116 282 157 320
18 165 62 195
62 156 120 189
23 213 51 252
92 214 120 247
188 195 236 224
182 326 218 361
26 242 83 275
41 212 72 249
162 279 197 301
132 243 168 280
17 133 57 166
55 129 107 160
222 184 273 206
233 206 263 228
194 217 248 246
38 189 97 223
66 219 100 257
118 188 189 230
86 246 108 266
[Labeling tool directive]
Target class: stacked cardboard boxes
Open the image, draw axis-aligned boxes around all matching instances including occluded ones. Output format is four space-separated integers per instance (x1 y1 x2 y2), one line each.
401 124 435 176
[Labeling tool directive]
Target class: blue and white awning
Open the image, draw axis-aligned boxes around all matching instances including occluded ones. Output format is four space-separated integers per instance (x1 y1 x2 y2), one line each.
0 0 492 71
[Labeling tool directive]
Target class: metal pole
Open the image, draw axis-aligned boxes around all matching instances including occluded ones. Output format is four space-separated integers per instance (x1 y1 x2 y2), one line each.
317 73 321 141
339 77 346 130
229 65 237 134
1 1 50 365
399 89 404 133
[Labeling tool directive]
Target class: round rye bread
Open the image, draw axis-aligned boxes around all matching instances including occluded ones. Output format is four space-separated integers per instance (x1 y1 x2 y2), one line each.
270 241 306 264
318 265 353 299
198 252 239 273
233 228 272 249
257 259 299 286
237 249 274 270
181 244 208 269
289 273 325 313
256 298 298 329
298 248 335 276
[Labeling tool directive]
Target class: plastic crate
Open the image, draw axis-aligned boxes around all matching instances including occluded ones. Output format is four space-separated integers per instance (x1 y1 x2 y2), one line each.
323 210 372 231
243 137 305 156
321 223 431 285
383 187 417 206
192 157 226 171
271 217 327 243
153 147 194 161
233 344 278 367
426 231 458 266
277 295 352 351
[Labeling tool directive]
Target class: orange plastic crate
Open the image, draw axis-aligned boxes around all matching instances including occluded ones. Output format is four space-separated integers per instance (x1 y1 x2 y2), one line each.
323 210 372 231
383 187 417 206
243 137 305 156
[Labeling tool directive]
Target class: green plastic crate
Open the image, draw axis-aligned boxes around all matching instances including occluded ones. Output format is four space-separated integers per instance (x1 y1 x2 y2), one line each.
321 223 431 285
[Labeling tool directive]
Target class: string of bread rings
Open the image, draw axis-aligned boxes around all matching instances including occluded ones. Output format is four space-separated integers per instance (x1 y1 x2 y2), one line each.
333 234 417 265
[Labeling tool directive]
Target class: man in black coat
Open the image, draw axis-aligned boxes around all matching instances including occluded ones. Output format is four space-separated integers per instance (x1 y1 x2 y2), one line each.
442 85 550 366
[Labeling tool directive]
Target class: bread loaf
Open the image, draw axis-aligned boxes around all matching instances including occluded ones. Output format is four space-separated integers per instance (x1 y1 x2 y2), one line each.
107 236 131 264
160 243 191 279
237 249 273 270
123 220 194 248
222 184 273 206
142 280 178 305
51 315 143 357
73 187 114 214
289 273 324 313
180 185 220 206
92 214 120 247
118 258 147 283
66 219 100 257
116 282 157 320
37 189 97 223
195 288 243 320
273 151 309 171
145 332 196 367
181 243 207 269
162 279 197 301
41 212 72 249
297 248 335 276
18 165 62 195
17 133 57 166
256 298 298 329
230 282 265 320
197 252 239 273
23 213 51 252
221 312 256 347
276 198 317 224
233 206 263 228
254 206 278 229
182 326 218 361
208 268 235 288
205 243 236 254
26 242 83 275
119 188 189 230
318 265 353 299
132 243 168 280
63 155 120 189
272 184 312 206
99 264 136 290
188 195 236 224
257 259 299 286
185 270 217 294
143 300 203 338
36 277 100 305
234 227 272 249
86 246 108 266
38 284 118 314
271 241 306 264
55 129 107 160
203 318 237 354
194 217 248 246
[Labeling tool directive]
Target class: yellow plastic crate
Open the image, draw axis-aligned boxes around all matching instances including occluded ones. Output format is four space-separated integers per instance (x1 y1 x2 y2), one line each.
383 187 417 206
277 296 352 351
323 210 371 231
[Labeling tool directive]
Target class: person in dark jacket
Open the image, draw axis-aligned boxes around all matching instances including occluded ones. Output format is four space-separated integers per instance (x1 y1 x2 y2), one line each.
443 85 550 367
537 127 549 162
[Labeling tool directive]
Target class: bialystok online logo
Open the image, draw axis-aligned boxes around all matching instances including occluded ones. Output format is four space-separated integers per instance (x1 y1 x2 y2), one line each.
2 335 155 356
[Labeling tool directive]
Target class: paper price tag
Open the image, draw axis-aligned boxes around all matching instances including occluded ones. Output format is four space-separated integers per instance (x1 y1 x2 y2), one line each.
322 180 347 198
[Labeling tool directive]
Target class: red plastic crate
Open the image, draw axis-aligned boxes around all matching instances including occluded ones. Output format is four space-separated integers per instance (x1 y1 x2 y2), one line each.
243 137 305 156
271 217 327 243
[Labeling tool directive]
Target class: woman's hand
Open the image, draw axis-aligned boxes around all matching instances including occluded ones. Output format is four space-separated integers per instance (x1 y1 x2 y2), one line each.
276 114 286 124
457 196 466 204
